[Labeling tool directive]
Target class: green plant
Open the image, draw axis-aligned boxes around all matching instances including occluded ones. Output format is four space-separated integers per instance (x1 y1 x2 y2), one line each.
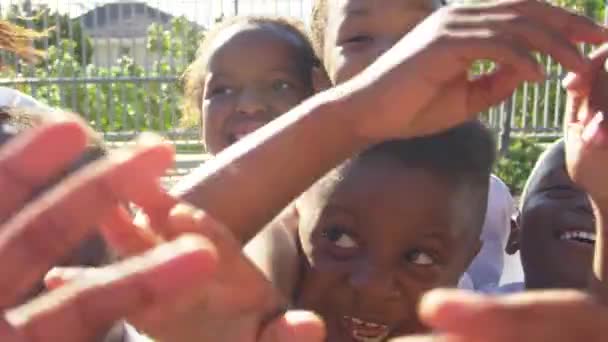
494 137 546 194
1 6 205 135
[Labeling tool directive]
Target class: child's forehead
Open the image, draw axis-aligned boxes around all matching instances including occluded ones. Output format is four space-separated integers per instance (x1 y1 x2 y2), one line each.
205 23 307 72
309 157 458 208
209 23 301 56
327 0 442 17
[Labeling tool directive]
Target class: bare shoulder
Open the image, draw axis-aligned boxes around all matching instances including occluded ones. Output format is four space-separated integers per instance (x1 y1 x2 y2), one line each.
244 203 301 299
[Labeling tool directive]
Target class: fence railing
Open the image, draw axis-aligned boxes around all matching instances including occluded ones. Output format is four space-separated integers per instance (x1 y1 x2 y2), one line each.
0 0 606 155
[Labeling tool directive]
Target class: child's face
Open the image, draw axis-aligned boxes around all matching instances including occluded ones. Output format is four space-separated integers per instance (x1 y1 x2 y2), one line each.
295 155 480 341
519 163 594 289
322 0 439 84
202 24 313 154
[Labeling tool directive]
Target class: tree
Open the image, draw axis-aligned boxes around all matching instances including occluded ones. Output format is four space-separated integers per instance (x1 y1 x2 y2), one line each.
1 12 205 136
6 3 93 66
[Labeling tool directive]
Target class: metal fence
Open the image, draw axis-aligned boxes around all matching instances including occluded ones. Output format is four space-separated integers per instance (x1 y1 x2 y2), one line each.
0 0 606 156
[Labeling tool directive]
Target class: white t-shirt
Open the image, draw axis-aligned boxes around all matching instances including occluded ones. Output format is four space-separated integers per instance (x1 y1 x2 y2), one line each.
459 175 516 291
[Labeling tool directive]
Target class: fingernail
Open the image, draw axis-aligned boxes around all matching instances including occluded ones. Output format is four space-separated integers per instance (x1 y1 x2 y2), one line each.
562 72 577 89
170 203 206 222
135 132 164 147
582 111 606 145
281 311 326 341
284 311 323 326
419 289 484 321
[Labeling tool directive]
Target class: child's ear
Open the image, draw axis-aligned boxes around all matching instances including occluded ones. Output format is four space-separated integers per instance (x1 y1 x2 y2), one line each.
312 66 332 93
505 213 522 255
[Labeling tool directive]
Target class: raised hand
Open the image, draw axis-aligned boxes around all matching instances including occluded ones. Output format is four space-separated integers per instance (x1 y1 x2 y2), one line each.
347 0 608 141
391 289 608 342
0 121 220 342
49 202 325 342
563 45 608 301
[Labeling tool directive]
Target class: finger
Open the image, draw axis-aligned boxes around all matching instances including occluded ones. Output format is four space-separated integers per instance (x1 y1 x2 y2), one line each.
100 206 161 257
467 65 532 114
563 44 608 92
164 203 230 241
0 136 174 307
258 311 326 342
0 122 87 224
465 0 608 44
447 32 544 81
5 235 218 342
419 289 608 340
452 13 586 73
43 267 89 290
389 334 461 342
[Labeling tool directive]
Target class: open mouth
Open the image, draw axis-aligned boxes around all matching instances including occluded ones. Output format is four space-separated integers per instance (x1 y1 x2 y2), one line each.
342 315 391 342
227 122 266 144
558 230 596 245
339 35 374 50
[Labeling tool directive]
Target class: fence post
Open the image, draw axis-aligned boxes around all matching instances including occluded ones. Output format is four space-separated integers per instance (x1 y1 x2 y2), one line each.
499 97 513 157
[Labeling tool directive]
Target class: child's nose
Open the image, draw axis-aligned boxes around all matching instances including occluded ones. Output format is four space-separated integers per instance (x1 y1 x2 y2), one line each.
236 88 266 116
349 261 401 300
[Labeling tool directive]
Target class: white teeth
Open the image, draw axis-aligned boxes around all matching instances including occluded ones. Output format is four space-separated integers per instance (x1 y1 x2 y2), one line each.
560 231 596 243
344 316 390 341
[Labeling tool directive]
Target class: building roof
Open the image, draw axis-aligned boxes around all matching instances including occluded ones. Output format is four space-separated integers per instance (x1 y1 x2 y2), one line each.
76 2 173 38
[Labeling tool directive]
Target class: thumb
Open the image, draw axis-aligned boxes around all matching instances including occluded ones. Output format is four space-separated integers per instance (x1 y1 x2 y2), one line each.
563 44 608 93
44 267 97 290
258 310 326 342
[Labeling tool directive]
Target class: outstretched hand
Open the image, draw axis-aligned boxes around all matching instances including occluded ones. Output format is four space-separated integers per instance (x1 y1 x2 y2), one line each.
0 121 220 342
48 200 325 342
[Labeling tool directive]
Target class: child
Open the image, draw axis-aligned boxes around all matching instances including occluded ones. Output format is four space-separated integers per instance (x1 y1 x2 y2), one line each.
310 0 518 291
289 122 495 339
181 16 323 155
502 140 594 292
58 2 608 341
500 50 608 294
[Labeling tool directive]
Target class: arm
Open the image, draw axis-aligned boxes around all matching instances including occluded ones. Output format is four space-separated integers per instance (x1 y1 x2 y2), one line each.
564 44 608 301
591 198 608 301
172 2 608 245
172 92 365 244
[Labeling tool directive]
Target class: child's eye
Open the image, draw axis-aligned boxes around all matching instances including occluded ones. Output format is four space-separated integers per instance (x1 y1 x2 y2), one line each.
322 226 358 249
405 250 436 266
210 86 235 96
271 80 293 92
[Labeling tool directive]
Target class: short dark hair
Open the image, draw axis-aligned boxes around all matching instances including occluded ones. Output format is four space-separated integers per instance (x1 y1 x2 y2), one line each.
182 15 319 127
355 120 495 233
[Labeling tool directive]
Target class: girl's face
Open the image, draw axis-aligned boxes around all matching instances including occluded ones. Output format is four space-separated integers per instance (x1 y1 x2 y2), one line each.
322 0 439 84
202 23 314 154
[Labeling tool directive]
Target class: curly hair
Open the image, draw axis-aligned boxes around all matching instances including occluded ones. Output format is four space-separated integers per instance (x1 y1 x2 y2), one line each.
181 16 319 128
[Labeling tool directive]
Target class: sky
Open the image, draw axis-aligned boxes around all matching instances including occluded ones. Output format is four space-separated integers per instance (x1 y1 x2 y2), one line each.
1 0 313 26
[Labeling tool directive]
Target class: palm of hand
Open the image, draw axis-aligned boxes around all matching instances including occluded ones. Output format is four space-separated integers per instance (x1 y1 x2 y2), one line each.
138 212 287 342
